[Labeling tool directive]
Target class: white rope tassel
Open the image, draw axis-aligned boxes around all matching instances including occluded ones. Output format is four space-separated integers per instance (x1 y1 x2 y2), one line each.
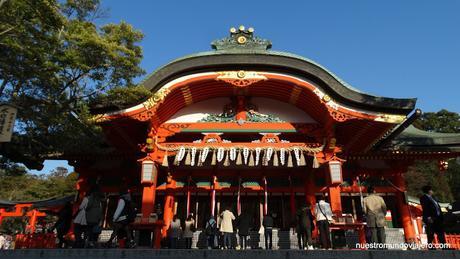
299 151 306 166
273 150 279 166
236 149 243 165
313 154 320 168
162 151 169 167
287 151 293 168
211 149 217 165
223 150 230 167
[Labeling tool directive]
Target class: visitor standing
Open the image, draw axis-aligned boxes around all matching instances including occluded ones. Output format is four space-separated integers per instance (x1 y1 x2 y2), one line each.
183 214 195 249
296 203 315 250
54 201 73 248
73 192 89 248
219 206 236 249
420 185 447 248
205 216 218 249
168 215 182 248
85 188 103 248
363 186 387 246
315 195 333 249
236 212 251 250
262 213 274 250
0 232 5 250
106 190 135 248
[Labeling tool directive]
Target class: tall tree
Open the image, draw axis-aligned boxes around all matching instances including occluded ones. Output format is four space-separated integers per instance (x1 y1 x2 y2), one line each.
0 0 145 168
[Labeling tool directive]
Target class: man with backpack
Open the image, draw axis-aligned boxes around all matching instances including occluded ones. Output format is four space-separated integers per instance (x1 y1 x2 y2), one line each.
205 216 218 249
106 190 136 248
85 187 103 248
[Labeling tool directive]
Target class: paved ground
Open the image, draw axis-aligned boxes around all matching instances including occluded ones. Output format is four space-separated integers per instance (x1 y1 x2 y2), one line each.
1 249 459 259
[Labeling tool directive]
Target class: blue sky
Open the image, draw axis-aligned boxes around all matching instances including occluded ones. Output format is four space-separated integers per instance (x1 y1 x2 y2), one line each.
31 0 460 174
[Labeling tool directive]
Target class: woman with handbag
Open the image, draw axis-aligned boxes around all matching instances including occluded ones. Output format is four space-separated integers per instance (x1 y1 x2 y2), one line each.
315 195 333 249
183 214 196 249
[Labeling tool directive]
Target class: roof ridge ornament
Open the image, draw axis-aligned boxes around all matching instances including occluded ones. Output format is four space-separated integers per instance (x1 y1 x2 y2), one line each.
211 25 272 51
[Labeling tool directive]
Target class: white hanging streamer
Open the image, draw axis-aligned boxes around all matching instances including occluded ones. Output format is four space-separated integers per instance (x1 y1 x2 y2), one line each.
176 146 186 162
190 147 197 166
229 148 237 161
255 148 261 166
266 147 274 162
280 148 286 165
294 148 301 165
217 147 225 162
201 147 210 163
243 148 250 164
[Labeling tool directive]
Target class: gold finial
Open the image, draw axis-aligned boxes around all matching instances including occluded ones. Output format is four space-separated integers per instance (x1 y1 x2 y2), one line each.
248 27 254 33
230 27 237 33
239 25 245 31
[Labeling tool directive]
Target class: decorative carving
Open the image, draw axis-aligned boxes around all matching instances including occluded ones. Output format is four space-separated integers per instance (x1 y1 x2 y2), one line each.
142 88 170 110
211 26 272 51
198 97 283 123
328 108 354 122
216 71 267 88
159 123 192 135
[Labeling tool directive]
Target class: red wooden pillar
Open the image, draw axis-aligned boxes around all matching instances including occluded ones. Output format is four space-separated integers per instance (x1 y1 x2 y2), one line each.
328 185 342 216
162 176 176 237
0 208 5 225
394 172 416 243
27 210 38 233
305 171 318 238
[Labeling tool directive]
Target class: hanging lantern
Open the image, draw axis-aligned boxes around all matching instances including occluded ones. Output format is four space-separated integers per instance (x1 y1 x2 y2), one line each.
438 160 449 172
141 160 157 184
328 161 343 184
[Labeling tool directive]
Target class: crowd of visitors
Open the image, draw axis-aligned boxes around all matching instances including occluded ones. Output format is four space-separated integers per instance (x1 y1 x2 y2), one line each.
0 184 449 250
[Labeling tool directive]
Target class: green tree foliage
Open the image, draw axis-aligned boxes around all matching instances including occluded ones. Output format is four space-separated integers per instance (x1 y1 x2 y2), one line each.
405 110 460 203
0 0 145 168
414 109 460 133
0 162 77 201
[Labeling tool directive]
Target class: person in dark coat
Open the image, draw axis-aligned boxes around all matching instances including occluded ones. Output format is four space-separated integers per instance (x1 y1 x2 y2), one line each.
54 201 73 248
420 185 446 247
85 187 103 248
296 203 315 250
262 213 274 250
236 212 251 250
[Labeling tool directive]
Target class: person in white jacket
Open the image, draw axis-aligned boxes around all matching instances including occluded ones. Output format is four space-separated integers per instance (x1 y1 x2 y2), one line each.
315 195 334 249
106 191 134 248
219 207 235 249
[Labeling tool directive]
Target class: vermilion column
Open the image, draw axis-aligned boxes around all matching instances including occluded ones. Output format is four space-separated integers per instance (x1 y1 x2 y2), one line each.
0 208 5 225
328 185 342 216
394 172 416 242
162 177 176 237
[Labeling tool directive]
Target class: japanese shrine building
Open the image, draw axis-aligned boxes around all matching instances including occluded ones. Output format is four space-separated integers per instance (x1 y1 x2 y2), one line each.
76 26 460 246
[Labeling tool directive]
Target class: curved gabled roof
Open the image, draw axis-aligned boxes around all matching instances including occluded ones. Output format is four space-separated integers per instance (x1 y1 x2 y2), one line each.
140 28 416 115
393 125 460 152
